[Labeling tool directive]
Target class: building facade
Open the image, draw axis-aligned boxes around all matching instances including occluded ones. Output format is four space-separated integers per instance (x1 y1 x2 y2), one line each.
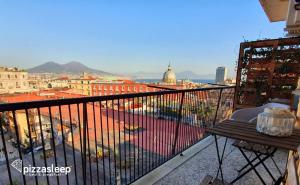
69 73 96 96
0 67 31 94
215 67 227 84
91 81 157 96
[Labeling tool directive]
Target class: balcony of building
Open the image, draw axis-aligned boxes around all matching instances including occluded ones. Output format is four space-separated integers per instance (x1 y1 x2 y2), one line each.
0 3 299 182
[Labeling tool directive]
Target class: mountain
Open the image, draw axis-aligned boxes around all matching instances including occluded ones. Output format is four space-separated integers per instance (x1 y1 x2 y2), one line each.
127 70 214 80
28 61 112 76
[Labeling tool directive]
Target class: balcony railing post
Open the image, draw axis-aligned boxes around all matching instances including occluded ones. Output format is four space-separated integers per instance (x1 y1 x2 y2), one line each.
213 88 223 126
0 113 13 185
172 92 185 155
82 103 88 185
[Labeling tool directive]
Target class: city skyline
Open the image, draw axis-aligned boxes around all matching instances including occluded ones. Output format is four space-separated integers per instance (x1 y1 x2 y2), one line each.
0 1 285 77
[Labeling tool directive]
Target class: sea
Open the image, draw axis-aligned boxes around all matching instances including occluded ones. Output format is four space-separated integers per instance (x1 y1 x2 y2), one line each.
135 79 214 84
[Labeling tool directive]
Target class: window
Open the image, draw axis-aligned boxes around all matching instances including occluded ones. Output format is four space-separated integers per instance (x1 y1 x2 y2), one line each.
134 87 136 92
115 86 119 91
110 86 113 91
127 86 130 91
8 75 10 79
15 75 17 78
0 83 2 88
122 86 124 91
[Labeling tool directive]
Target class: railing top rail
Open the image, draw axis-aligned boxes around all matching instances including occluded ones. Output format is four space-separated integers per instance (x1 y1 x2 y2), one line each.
0 86 235 111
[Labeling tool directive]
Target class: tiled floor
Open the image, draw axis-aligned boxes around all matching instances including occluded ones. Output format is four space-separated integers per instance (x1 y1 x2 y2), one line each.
154 136 288 185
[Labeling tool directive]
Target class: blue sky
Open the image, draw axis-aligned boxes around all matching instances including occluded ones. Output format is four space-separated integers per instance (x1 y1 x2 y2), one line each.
0 0 286 77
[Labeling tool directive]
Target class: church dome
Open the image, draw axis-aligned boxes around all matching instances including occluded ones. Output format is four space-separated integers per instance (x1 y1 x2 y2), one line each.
162 64 176 84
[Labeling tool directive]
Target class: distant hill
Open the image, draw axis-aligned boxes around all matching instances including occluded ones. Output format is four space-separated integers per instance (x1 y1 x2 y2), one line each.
28 61 112 76
127 70 214 80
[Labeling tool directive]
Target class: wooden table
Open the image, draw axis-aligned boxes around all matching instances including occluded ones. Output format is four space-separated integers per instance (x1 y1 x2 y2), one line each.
207 119 300 185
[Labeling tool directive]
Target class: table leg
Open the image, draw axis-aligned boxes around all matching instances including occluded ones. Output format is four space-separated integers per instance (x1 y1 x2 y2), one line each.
238 148 267 185
253 151 276 181
231 149 276 184
237 153 263 173
214 135 228 183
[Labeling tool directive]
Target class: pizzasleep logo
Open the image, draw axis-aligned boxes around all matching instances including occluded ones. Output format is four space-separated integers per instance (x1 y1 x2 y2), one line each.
11 159 71 176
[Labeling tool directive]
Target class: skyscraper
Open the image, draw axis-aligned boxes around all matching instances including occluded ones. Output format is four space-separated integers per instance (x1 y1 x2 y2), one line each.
215 67 227 84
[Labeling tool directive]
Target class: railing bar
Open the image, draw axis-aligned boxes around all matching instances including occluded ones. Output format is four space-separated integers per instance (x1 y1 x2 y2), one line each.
192 91 199 143
199 90 206 128
155 95 158 166
0 112 13 185
157 94 160 165
190 92 196 145
112 99 117 185
188 92 195 146
93 102 100 185
183 92 188 152
82 103 87 185
161 95 165 163
117 99 122 184
48 107 60 185
172 92 184 155
58 105 70 185
86 104 93 185
213 89 223 126
99 101 106 185
12 111 27 185
141 96 144 176
145 96 150 173
182 93 188 152
161 94 166 161
202 90 209 127
127 97 132 182
68 104 78 185
92 102 99 185
122 99 127 184
152 95 155 169
105 100 112 185
174 93 180 154
158 95 162 165
132 97 136 180
181 92 186 153
166 93 171 159
203 90 211 125
25 109 39 185
137 97 140 178
179 92 183 154
76 103 84 185
37 108 50 185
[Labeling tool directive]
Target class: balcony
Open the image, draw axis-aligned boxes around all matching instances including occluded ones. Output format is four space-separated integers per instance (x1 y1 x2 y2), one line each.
0 36 299 185
0 86 235 185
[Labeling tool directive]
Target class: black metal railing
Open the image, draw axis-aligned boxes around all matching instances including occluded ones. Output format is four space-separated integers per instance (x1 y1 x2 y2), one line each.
0 86 235 185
